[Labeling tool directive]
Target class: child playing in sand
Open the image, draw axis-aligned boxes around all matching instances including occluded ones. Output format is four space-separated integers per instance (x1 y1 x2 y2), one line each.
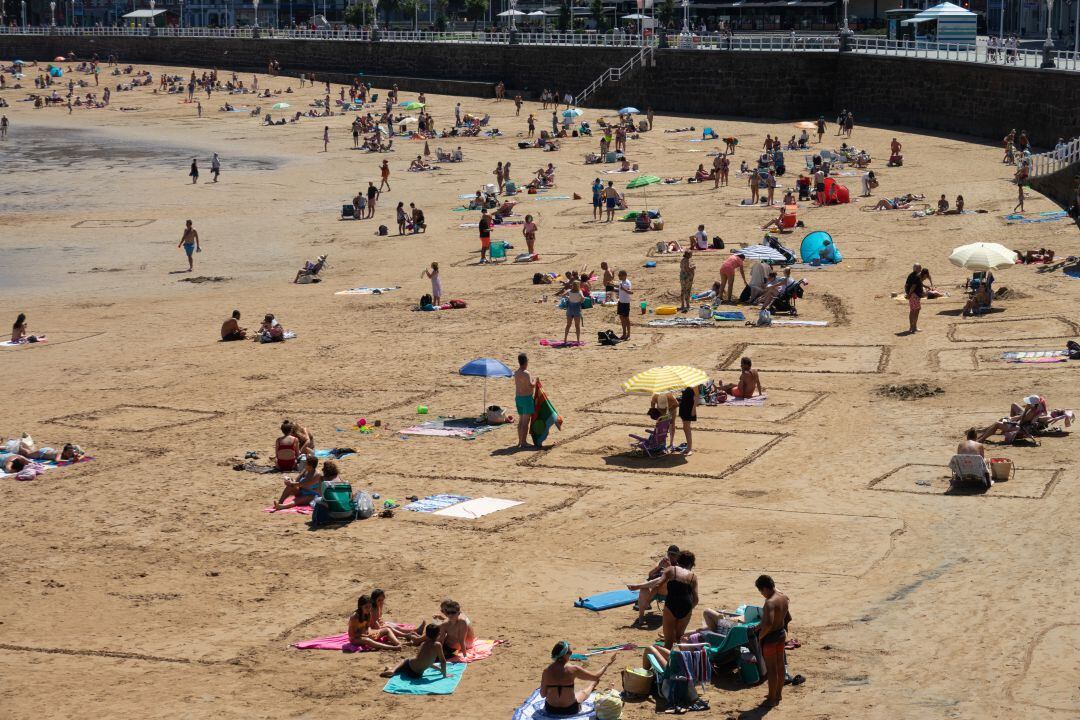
421 262 442 306
380 623 446 679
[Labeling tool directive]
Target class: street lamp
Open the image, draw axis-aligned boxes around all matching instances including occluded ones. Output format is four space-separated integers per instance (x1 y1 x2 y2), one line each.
21 0 26 28
50 0 56 25
1042 0 1056 66
178 0 183 27
253 0 259 26
838 0 853 52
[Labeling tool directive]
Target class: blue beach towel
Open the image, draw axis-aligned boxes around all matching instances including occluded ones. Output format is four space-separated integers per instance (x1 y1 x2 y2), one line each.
382 662 466 695
574 589 637 611
404 494 470 513
713 311 746 321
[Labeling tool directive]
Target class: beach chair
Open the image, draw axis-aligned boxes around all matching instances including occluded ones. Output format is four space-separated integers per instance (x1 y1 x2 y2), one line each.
489 241 508 263
948 454 992 491
629 418 672 457
645 649 699 709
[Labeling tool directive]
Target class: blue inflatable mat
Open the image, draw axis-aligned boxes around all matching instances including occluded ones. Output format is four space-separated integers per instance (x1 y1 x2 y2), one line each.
574 589 637 611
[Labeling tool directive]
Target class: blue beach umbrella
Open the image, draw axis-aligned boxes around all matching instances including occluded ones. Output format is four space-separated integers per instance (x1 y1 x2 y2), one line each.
618 106 640 115
562 108 583 118
459 358 513 415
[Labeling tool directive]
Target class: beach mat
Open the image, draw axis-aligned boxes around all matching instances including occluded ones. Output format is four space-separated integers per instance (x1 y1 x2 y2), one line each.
534 195 572 201
433 497 522 518
383 662 466 695
1 338 48 347
291 633 367 651
575 589 637 611
334 286 400 295
513 689 596 720
1004 210 1068 224
404 494 470 513
540 339 584 348
262 505 313 515
648 317 712 327
399 418 499 440
771 319 828 327
713 311 746 321
1001 350 1067 360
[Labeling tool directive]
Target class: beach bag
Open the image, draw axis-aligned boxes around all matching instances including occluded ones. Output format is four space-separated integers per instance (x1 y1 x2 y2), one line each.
341 204 355 218
757 308 773 326
622 667 653 697
354 491 375 519
378 224 388 236
448 299 467 309
594 689 624 720
739 285 752 304
486 405 508 424
320 482 356 521
712 236 724 249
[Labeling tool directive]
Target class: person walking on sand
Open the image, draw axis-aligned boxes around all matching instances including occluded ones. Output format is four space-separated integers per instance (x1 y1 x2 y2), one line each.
189 158 199 184
514 353 536 449
196 100 202 118
366 181 379 219
755 575 791 709
379 159 391 191
1013 182 1025 213
421 262 442 306
211 153 221 183
323 126 330 152
1 115 8 140
494 161 505 193
178 220 201 272
617 269 633 341
904 263 923 334
563 280 584 345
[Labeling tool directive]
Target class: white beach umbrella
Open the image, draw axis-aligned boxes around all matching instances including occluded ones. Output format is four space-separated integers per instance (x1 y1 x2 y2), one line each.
948 242 1016 271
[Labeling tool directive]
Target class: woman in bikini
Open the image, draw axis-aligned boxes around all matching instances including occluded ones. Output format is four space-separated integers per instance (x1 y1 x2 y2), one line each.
273 454 321 511
369 588 424 645
628 550 698 648
540 641 617 716
345 596 402 652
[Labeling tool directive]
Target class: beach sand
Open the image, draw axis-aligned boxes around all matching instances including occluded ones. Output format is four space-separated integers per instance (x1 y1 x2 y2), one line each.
2 62 1079 719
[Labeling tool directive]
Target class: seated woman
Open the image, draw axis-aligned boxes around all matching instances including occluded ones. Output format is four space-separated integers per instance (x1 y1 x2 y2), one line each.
619 158 632 172
294 254 328 284
273 454 321 511
919 268 946 299
541 641 615 717
635 212 652 231
369 588 424 645
275 420 301 471
761 205 791 232
258 313 285 342
495 200 517 218
962 280 992 317
346 595 402 652
408 155 430 171
689 164 711 183
976 396 1045 443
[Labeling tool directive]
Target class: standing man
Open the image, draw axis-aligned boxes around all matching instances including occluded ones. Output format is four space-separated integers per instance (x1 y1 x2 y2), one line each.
617 269 633 341
755 575 790 709
646 107 654 131
210 153 221 183
379 159 391 191
0 114 8 140
527 113 536 138
513 353 535 449
455 102 462 126
478 208 492 264
904 263 923 334
178 220 201 273
366 181 379 219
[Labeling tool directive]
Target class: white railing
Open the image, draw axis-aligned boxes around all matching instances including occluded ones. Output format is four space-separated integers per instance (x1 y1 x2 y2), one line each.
1027 137 1080 179
1 26 1079 72
575 44 653 106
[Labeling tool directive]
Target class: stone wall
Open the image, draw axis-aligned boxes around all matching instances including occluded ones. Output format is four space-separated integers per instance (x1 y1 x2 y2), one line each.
1028 163 1080 214
3 34 1078 144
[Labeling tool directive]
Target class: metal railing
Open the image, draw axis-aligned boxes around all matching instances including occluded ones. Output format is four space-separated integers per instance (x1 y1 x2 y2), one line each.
1027 137 1080 179
575 44 654 106
1 26 1078 72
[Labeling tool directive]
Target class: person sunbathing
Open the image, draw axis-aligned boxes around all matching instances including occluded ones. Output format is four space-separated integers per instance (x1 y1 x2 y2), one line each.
294 254 327 284
27 443 84 463
976 395 1044 443
346 595 402 651
408 155 431 171
721 357 763 399
435 599 475 659
689 164 711 183
221 310 248 340
274 454 321 510
380 623 446 679
542 642 617 717
1 454 32 474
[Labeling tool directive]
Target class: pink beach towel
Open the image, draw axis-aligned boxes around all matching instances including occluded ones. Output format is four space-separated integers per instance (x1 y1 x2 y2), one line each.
451 638 506 663
262 505 314 515
291 633 368 651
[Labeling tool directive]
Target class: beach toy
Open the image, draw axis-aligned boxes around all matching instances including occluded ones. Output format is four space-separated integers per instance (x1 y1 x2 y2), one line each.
357 418 367 427
655 305 677 316
640 301 647 314
644 261 657 268
417 405 429 414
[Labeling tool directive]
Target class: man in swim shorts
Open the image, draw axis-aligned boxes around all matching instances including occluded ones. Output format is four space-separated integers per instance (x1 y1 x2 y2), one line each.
904 263 923 334
756 575 791 708
722 357 762 398
178 219 200 272
514 353 536 448
220 310 247 341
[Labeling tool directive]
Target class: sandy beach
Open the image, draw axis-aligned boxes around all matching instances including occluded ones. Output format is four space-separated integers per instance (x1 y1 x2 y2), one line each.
2 61 1079 720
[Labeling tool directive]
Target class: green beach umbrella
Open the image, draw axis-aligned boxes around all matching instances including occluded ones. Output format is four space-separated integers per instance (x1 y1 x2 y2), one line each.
627 174 661 209
272 102 290 110
402 101 425 110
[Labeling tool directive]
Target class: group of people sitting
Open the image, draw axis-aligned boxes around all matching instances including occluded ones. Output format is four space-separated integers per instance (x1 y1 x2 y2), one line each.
220 310 289 342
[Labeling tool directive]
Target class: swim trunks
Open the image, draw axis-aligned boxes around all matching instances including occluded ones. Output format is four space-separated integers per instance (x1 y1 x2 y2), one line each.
544 701 581 717
515 394 535 415
617 301 630 317
399 660 424 680
183 243 195 257
731 386 745 398
908 294 921 311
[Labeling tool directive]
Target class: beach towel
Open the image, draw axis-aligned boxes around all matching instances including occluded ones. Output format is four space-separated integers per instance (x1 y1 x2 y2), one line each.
722 394 767 407
382 662 466 695
540 339 584 348
1004 210 1068 224
399 417 498 440
0 453 93 479
314 448 356 460
404 494 470 513
575 589 638 611
713 311 746 321
1 338 48 347
433 497 522 518
262 505 313 515
334 286 400 295
530 379 563 446
513 689 597 720
648 317 712 327
291 633 366 651
771 319 828 327
1013 356 1068 364
1001 350 1067 360
448 638 505 662
534 196 572 201
603 169 639 175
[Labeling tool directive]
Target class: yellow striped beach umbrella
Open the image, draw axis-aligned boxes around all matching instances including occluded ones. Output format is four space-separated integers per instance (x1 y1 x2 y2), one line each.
621 366 709 394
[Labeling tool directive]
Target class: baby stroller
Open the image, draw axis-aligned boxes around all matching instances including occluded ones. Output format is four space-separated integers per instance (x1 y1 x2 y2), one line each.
768 279 804 316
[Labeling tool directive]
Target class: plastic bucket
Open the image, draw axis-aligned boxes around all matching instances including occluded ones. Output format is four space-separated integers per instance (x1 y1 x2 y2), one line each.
990 458 1013 482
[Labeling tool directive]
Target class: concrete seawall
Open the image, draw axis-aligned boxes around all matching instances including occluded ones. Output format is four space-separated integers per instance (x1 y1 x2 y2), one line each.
3 35 1078 144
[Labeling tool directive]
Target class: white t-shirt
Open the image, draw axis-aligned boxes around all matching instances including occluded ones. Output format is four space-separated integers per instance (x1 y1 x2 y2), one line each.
693 230 708 249
618 279 632 303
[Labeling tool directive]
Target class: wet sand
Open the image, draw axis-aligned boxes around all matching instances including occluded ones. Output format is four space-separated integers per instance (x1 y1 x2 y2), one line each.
2 62 1079 720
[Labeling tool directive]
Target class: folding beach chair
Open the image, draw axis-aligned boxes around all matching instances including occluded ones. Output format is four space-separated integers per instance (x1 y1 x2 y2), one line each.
948 454 991 491
629 418 672 457
489 241 508 263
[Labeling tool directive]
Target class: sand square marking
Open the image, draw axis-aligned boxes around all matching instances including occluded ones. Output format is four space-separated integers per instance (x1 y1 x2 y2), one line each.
1010 624 1080 713
577 501 900 577
45 405 224 433
836 257 877 271
450 252 576 268
254 386 429 415
72 219 157 229
868 463 1061 499
947 316 1080 343
525 423 785 479
719 343 890 374
579 388 827 424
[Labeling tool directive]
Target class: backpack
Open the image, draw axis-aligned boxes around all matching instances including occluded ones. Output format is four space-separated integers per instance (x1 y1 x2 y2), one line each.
354 491 375 519
533 272 545 285
1067 340 1080 360
711 236 724 249
378 224 388 236
420 293 433 308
